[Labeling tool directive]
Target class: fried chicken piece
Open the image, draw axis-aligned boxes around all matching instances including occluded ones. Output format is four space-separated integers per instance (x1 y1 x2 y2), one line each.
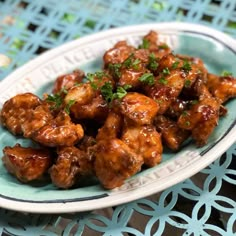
134 49 150 64
157 54 203 89
145 85 172 115
154 115 190 151
49 146 93 189
206 73 236 103
73 94 109 122
158 53 207 75
65 82 109 121
119 92 159 125
2 144 52 182
142 31 171 58
145 54 203 115
151 43 171 59
118 64 146 88
191 98 220 146
143 30 158 47
88 71 115 89
166 98 189 119
96 112 123 141
32 111 84 147
145 69 185 114
94 138 143 189
178 83 220 146
122 123 162 167
64 83 95 106
114 51 149 88
0 93 41 135
103 41 135 67
52 70 85 94
157 53 177 71
176 54 208 81
22 102 53 138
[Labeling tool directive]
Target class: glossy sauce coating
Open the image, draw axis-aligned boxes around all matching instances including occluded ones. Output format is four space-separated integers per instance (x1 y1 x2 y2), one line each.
94 138 143 189
52 69 85 94
122 124 162 167
32 111 84 147
1 93 41 135
155 115 190 150
49 146 93 188
206 73 236 103
3 144 52 182
1 30 235 190
103 41 135 66
120 92 159 125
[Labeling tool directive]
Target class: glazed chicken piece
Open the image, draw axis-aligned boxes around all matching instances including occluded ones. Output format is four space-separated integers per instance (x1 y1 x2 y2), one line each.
154 115 190 151
156 53 177 72
52 69 85 94
64 80 110 121
103 40 135 67
32 111 84 147
191 99 220 146
142 30 171 59
64 71 114 108
176 54 208 81
144 69 185 114
104 32 169 88
118 54 147 88
22 102 53 138
158 53 206 73
206 73 236 103
64 82 95 106
142 30 158 48
119 92 159 125
157 53 202 88
73 94 109 122
178 82 220 146
105 35 160 88
166 98 189 119
117 48 160 88
94 138 143 189
49 146 93 189
144 53 204 115
122 123 162 167
96 111 123 141
2 144 52 182
0 93 41 135
134 49 150 64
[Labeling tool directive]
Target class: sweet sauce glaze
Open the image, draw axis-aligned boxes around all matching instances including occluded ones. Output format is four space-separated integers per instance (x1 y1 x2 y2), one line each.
1 31 236 190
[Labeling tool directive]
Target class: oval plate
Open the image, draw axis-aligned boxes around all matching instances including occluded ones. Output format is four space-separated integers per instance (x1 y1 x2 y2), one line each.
0 23 235 213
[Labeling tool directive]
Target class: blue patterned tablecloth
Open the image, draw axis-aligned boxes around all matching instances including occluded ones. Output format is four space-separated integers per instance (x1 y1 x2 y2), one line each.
0 0 235 235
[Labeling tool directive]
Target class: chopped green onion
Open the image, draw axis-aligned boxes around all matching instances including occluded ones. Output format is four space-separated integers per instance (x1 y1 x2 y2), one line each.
159 77 168 85
65 99 76 114
138 38 150 49
162 67 171 75
221 70 233 77
182 59 192 72
139 73 155 85
172 61 180 69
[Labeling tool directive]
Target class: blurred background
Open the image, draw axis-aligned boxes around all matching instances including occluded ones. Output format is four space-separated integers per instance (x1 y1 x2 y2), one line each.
0 0 235 79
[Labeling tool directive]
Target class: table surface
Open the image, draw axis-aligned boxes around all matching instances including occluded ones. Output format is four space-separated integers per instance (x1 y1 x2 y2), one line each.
0 0 235 235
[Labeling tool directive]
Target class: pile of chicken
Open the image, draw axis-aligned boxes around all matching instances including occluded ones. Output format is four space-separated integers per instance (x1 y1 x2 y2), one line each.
1 31 236 189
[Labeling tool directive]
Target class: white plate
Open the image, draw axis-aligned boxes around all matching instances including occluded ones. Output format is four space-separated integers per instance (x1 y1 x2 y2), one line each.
0 22 235 213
